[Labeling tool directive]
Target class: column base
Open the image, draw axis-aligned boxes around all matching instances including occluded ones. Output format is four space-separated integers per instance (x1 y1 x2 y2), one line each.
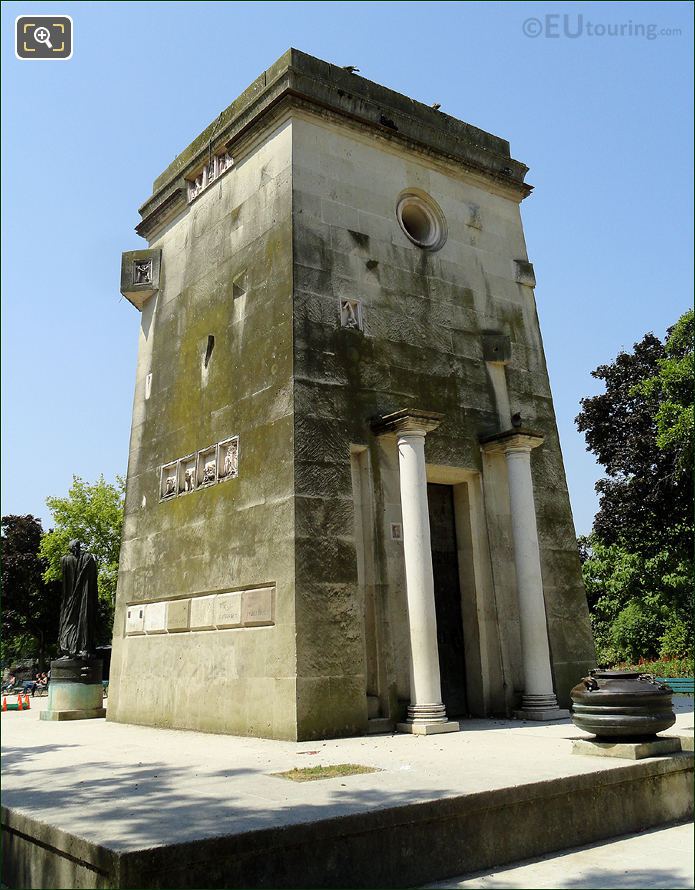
514 692 569 721
397 720 460 735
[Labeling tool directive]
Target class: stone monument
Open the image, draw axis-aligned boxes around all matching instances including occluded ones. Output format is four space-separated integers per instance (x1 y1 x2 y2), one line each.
109 49 595 740
41 540 106 721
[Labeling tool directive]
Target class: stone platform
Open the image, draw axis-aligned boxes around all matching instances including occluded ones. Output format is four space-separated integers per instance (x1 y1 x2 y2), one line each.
2 698 693 889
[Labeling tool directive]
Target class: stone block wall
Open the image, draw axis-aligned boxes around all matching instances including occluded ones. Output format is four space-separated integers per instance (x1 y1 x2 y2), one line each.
109 121 299 739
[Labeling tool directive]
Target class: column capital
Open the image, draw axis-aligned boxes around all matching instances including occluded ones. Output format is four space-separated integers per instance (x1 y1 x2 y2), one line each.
371 408 445 438
480 428 544 455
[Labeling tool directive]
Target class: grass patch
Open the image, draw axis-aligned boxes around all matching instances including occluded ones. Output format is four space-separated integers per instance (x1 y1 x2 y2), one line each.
272 763 380 782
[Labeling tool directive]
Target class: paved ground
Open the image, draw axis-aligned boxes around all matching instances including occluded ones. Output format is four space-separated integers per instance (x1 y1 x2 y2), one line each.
2 694 693 887
427 822 694 888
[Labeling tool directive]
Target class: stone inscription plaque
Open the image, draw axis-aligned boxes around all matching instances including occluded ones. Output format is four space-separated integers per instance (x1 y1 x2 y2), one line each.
144 602 167 634
242 588 274 627
127 587 275 636
126 605 145 635
190 595 216 630
215 592 242 628
167 599 191 633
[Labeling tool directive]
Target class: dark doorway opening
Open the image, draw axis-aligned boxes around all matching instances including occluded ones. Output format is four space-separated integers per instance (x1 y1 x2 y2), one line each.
427 483 468 717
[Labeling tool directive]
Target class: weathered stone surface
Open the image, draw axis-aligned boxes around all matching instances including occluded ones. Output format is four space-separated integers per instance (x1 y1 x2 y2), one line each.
110 49 594 742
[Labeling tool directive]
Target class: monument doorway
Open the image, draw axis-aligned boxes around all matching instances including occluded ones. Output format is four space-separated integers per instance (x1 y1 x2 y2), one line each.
427 483 468 717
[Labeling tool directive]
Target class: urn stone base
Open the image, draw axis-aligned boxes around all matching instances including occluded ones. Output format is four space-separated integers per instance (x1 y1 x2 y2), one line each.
572 737 682 760
40 658 106 722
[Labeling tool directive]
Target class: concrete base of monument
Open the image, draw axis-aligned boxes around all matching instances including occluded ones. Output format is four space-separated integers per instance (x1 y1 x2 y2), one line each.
40 681 106 722
572 736 684 760
2 696 693 890
514 707 571 721
40 706 107 721
396 720 460 735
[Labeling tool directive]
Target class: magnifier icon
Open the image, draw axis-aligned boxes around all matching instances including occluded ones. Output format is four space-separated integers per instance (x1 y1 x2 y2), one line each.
33 26 53 49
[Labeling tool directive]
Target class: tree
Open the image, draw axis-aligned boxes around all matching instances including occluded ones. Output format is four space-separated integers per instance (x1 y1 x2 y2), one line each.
635 309 694 472
576 311 694 663
579 534 691 664
576 328 691 560
1 515 61 667
39 475 125 646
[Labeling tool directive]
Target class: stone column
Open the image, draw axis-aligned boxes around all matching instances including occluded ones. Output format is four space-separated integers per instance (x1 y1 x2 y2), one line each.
372 409 458 735
482 430 569 721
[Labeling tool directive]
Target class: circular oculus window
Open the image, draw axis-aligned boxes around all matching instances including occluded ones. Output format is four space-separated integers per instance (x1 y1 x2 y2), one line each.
396 191 447 251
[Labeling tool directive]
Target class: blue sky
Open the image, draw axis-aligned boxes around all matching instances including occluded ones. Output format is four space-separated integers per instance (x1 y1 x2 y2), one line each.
2 0 692 535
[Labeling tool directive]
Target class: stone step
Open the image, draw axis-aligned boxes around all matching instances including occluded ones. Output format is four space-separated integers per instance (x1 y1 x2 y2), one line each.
3 753 692 888
365 717 394 734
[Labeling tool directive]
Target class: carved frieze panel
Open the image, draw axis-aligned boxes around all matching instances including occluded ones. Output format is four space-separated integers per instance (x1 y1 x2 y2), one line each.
158 436 239 502
160 462 177 500
187 151 233 203
134 259 152 284
198 446 218 487
218 437 239 481
178 455 196 495
340 298 363 331
120 248 162 311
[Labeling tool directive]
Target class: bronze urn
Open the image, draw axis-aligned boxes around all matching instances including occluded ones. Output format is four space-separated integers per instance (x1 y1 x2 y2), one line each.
570 670 675 738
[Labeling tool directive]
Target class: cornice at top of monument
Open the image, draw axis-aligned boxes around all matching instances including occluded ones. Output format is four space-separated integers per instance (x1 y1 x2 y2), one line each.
137 49 532 238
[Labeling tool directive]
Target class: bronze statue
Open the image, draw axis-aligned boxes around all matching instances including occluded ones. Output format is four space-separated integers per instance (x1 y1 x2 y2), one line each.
58 540 99 658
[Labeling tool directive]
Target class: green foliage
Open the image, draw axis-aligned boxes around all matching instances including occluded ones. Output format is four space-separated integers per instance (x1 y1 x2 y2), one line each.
39 476 125 643
1 514 61 667
612 656 694 679
633 308 694 471
659 617 692 661
580 534 692 665
577 310 694 667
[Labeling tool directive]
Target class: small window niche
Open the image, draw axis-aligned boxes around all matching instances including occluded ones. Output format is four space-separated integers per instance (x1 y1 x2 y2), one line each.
218 437 239 482
396 189 447 251
160 462 178 500
178 454 196 495
390 522 403 542
232 270 248 299
340 299 363 331
204 335 215 369
197 445 218 487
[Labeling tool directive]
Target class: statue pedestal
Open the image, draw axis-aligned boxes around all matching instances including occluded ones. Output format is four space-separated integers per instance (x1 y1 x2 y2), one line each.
40 657 106 722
